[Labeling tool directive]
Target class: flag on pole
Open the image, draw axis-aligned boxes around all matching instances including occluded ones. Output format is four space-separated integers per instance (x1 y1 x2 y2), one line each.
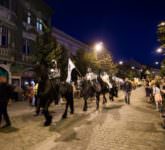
66 58 76 83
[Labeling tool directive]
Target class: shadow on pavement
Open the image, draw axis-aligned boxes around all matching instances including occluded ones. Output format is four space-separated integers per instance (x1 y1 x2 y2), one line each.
0 126 19 133
103 104 124 111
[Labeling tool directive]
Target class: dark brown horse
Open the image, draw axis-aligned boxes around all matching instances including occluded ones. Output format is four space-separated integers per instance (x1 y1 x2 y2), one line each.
35 64 74 126
80 76 110 111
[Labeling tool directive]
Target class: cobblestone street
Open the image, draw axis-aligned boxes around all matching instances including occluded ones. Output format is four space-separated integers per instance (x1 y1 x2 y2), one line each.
0 87 165 150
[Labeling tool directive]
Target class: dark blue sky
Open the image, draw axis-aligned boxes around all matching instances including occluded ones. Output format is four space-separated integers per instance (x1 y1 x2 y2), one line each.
44 0 165 65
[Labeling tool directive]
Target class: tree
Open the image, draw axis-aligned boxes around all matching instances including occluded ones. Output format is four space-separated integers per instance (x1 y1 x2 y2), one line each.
96 49 117 75
33 30 56 65
73 49 100 75
160 59 165 76
157 21 165 48
33 30 69 80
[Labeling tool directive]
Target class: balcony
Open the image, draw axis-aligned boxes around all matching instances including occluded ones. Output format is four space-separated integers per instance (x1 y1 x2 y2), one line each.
0 5 16 28
22 54 33 64
0 47 14 61
23 31 37 41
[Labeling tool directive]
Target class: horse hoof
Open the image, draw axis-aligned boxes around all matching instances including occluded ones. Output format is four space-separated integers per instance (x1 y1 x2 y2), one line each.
70 111 74 115
83 108 87 112
62 115 67 119
44 116 52 126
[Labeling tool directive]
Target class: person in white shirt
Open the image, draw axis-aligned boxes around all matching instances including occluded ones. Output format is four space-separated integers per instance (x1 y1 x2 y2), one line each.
153 83 162 111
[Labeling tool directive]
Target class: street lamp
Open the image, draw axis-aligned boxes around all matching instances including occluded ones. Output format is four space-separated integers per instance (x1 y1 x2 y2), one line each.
155 61 159 65
94 42 104 61
156 47 165 55
119 61 123 65
131 66 135 70
94 42 104 53
156 48 163 53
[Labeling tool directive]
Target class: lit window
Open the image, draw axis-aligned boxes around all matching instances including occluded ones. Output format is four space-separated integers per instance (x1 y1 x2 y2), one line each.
36 18 43 32
27 12 31 24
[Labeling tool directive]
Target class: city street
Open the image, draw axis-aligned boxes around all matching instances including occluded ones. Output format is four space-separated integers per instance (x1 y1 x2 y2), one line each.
0 87 165 150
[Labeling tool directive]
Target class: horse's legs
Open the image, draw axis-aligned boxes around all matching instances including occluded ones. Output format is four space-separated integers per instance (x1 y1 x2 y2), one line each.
35 98 41 115
83 97 88 111
96 93 100 110
62 100 69 119
69 96 74 114
103 93 107 104
43 99 52 126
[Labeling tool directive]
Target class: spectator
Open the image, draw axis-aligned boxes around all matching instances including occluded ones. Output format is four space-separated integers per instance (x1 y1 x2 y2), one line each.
153 83 163 111
123 78 132 105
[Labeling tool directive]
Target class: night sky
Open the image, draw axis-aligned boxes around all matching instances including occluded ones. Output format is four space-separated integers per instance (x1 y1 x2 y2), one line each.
44 0 165 65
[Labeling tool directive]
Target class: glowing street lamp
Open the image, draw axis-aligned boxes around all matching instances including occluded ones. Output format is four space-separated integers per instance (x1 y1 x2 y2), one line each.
119 61 123 65
94 42 104 53
156 48 163 53
155 61 159 65
131 66 135 70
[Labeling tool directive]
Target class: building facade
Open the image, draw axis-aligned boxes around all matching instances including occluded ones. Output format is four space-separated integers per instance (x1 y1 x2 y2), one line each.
0 0 52 86
52 27 90 55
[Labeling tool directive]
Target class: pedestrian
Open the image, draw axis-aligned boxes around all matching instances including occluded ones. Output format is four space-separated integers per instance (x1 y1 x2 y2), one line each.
123 78 132 104
0 78 13 128
145 80 151 102
153 83 163 111
27 82 35 106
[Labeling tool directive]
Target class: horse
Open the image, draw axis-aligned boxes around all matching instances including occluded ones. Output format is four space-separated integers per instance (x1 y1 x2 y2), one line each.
34 64 74 126
80 76 110 111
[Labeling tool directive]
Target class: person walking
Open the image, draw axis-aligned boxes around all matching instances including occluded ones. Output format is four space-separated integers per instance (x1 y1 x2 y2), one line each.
153 83 163 111
123 78 132 104
145 80 152 102
27 83 35 106
0 79 13 128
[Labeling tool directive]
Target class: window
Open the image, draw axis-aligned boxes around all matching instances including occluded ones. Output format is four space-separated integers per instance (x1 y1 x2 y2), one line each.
36 18 43 32
0 26 9 48
27 12 31 24
23 39 30 55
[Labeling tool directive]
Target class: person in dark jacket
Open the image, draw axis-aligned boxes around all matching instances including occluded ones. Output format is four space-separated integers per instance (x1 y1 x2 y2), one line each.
123 78 132 104
0 80 13 128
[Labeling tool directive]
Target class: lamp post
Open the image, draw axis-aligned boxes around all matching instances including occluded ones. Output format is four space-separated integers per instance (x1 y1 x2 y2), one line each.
94 42 104 60
119 61 124 65
156 47 165 55
155 61 159 65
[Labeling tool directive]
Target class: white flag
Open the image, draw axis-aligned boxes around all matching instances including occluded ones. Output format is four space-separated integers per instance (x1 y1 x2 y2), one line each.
66 58 76 83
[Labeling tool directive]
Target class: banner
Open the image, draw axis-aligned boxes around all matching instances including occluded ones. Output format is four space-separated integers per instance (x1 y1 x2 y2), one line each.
66 58 76 83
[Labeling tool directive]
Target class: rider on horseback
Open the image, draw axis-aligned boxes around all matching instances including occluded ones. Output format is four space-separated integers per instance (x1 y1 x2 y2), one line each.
86 67 97 83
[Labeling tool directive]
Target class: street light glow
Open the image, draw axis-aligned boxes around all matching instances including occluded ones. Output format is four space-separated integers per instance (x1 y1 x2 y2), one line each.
160 22 165 26
131 66 135 70
156 48 163 53
94 42 103 52
119 61 123 65
155 61 159 65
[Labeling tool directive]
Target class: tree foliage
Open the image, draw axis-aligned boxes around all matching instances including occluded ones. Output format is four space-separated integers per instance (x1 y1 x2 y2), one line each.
74 48 116 76
160 59 165 77
33 30 69 80
157 22 165 47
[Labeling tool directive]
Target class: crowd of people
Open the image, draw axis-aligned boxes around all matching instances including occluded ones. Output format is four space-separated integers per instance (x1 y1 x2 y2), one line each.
144 77 165 111
1 69 165 128
144 77 165 128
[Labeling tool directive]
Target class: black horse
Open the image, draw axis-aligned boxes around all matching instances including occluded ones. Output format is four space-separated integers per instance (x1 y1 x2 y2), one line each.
35 64 74 126
80 76 110 111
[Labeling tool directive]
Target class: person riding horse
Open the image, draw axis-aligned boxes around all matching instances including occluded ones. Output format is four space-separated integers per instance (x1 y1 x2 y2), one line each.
80 68 110 111
35 60 74 126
